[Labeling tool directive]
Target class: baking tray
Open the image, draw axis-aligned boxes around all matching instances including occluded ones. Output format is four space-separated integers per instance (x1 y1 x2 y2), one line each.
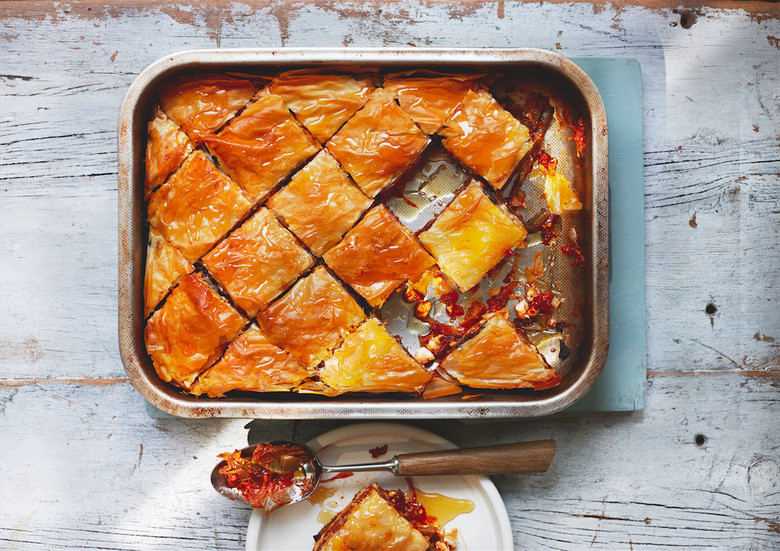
118 48 609 419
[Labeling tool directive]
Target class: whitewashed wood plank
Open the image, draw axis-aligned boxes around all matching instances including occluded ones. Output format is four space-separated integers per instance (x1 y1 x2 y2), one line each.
1 373 778 549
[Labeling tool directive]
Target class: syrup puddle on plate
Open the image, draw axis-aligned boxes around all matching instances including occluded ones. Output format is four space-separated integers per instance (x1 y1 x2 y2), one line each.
409 488 475 526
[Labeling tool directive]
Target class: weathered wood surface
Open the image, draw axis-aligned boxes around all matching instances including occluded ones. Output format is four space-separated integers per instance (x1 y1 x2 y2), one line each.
1 1 779 550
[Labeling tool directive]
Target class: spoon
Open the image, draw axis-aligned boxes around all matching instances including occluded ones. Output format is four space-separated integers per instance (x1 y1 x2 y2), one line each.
212 439 556 509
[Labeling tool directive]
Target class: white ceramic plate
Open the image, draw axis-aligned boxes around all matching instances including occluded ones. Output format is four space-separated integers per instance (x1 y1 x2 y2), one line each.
245 422 513 551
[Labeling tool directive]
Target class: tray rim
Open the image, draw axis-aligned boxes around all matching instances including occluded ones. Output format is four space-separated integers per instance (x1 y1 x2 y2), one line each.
117 47 609 419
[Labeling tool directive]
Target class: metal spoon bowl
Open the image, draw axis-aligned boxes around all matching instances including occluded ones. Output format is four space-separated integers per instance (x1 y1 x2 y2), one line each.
212 439 556 509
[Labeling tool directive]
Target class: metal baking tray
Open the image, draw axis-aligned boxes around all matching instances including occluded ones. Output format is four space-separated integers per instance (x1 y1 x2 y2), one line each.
118 48 608 419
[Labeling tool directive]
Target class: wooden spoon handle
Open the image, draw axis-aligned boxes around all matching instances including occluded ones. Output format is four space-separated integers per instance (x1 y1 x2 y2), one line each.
396 439 556 476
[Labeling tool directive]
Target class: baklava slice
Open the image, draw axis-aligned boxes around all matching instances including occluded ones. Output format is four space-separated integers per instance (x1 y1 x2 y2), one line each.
257 266 366 367
314 484 453 551
440 88 533 190
266 150 372 256
383 72 476 134
159 73 257 143
191 323 309 397
323 205 435 308
319 318 432 394
202 208 315 317
419 181 527 292
439 310 560 390
205 89 320 202
269 71 374 143
147 150 252 262
327 88 430 198
144 229 194 317
145 272 247 389
144 105 194 197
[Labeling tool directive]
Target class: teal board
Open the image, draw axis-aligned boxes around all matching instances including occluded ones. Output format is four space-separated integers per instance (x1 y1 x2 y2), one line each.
565 58 647 412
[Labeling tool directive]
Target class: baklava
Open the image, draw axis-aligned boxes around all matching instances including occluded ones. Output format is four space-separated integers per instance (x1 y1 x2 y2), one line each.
419 180 527 292
202 207 314 317
439 310 560 390
323 205 435 308
145 272 247 389
144 105 194 197
327 88 430 198
313 484 455 551
256 266 366 368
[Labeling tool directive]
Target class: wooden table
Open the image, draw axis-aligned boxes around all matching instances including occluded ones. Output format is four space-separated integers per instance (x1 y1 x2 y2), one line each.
2 1 778 549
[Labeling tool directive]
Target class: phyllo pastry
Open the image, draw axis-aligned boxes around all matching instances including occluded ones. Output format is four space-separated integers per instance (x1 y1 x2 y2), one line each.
319 318 431 394
257 266 366 367
440 88 533 190
439 311 560 390
190 323 309 397
145 272 247 389
202 208 315 317
147 151 252 262
327 88 430 198
144 105 194 197
323 205 435 308
266 150 372 256
419 181 527 292
314 484 453 551
269 71 375 143
159 73 256 143
144 229 193 317
383 72 476 134
205 89 320 202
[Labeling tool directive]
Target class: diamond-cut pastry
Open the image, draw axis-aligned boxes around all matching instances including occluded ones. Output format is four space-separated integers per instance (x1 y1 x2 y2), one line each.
257 266 366 367
323 205 435 308
383 72 475 134
205 89 320 202
145 272 247 389
439 310 560 390
269 71 375 143
327 88 429 198
319 318 431 394
419 181 527 292
202 208 315 317
159 73 256 143
191 324 309 397
147 150 252 262
313 485 438 551
144 105 194 197
267 150 372 256
440 88 533 189
144 229 193 317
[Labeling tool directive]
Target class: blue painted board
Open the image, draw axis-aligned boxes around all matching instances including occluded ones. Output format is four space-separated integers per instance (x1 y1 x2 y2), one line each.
564 58 647 412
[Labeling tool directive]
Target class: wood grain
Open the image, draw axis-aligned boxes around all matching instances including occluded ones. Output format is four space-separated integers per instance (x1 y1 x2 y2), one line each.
397 440 556 475
1 1 778 549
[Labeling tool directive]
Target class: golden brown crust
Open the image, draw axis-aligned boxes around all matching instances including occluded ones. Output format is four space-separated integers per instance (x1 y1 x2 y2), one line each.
269 72 374 143
439 311 560 389
319 318 432 394
204 89 320 202
266 150 372 256
159 73 256 143
327 88 430 198
147 150 253 263
190 324 309 397
323 205 435 308
256 266 366 367
144 272 247 389
440 88 532 189
143 229 194 317
144 105 194 197
314 485 430 551
419 181 527 292
383 74 475 134
201 208 314 317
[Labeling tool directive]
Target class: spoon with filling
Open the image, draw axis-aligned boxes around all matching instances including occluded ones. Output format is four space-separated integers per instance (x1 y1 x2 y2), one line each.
212 439 556 514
